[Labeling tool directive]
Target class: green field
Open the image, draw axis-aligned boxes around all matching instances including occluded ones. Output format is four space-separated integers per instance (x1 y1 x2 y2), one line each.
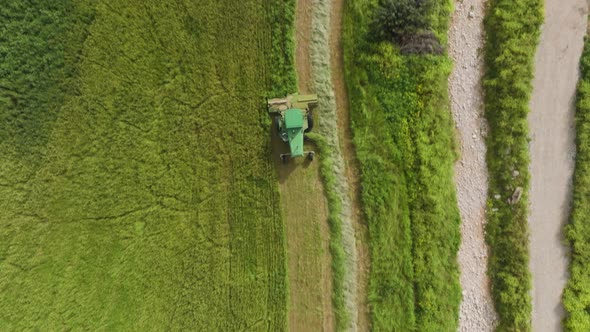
563 33 590 332
0 0 295 329
343 0 461 330
482 0 543 330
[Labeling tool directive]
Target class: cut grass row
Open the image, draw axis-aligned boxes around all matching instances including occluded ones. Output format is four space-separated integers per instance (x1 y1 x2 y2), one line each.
308 0 356 329
307 133 349 330
482 0 543 330
563 33 590 332
343 0 461 330
0 0 294 329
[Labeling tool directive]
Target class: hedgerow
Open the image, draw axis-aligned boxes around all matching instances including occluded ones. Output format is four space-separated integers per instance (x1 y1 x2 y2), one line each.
482 0 543 330
0 0 293 329
563 34 590 332
343 0 461 330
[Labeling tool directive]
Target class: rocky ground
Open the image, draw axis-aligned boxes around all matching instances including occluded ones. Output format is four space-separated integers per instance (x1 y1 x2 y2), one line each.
448 0 499 331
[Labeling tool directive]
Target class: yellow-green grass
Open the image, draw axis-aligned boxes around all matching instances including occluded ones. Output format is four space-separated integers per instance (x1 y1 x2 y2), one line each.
0 0 295 329
343 0 461 330
563 33 590 332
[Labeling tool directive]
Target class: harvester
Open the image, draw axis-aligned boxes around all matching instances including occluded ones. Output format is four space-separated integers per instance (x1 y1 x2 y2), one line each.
267 94 318 163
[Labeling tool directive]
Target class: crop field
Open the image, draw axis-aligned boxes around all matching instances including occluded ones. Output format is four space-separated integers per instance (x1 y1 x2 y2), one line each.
343 0 461 330
0 0 295 329
564 33 590 332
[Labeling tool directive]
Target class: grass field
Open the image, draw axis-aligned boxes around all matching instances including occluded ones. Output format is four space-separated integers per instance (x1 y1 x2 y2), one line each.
563 33 590 332
0 0 294 329
343 0 461 330
482 0 543 330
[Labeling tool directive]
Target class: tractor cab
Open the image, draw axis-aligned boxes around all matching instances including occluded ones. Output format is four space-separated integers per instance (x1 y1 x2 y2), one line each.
283 109 305 157
268 94 317 163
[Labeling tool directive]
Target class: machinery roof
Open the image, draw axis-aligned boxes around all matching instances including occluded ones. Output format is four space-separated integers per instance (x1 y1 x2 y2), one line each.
285 108 304 129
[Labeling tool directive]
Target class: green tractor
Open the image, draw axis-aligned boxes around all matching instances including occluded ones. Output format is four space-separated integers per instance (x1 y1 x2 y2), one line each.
268 94 318 163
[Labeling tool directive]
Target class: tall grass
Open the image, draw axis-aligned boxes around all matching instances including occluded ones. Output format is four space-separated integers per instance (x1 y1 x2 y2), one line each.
0 0 293 329
563 33 590 332
343 0 461 330
482 0 543 330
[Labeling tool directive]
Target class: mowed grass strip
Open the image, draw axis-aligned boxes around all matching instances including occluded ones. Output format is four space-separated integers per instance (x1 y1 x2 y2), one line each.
0 0 294 329
343 0 461 330
482 0 543 330
563 33 590 332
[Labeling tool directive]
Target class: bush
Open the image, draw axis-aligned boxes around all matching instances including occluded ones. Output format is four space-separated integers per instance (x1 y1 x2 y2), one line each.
372 0 443 55
372 0 434 42
400 31 444 55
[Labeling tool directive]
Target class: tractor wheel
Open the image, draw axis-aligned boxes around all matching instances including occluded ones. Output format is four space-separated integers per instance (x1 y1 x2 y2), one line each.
274 116 281 133
304 111 314 133
308 151 315 161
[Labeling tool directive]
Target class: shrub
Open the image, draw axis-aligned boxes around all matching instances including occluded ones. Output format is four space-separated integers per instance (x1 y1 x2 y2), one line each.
400 31 444 55
371 0 443 55
372 0 434 42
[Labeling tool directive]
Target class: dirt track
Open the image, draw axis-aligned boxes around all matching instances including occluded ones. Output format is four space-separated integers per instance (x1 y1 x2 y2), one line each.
448 0 498 330
329 0 370 330
528 1 587 330
273 139 333 331
276 0 334 330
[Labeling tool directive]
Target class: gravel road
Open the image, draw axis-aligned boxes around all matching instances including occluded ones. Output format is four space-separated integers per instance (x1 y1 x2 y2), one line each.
528 1 588 331
448 1 498 331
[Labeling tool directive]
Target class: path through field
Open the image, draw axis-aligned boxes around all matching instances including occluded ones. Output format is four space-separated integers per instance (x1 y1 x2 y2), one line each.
448 0 498 330
329 0 370 330
276 0 334 330
287 0 368 329
529 1 587 330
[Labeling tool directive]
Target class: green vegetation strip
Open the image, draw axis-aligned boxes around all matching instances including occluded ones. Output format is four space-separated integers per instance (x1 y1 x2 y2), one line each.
563 32 590 332
482 0 543 330
0 0 294 329
343 0 461 330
